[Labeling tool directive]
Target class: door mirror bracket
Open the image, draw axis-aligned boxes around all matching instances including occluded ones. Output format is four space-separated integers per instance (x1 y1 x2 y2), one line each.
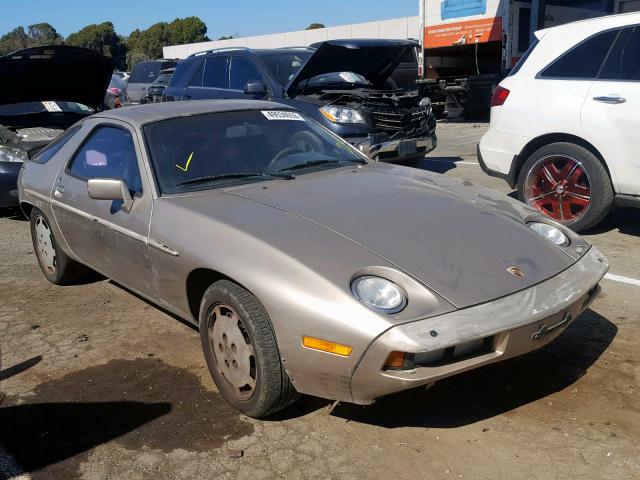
87 178 135 213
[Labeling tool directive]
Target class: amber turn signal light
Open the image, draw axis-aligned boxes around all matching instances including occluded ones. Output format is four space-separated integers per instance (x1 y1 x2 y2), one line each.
384 351 406 369
302 336 353 356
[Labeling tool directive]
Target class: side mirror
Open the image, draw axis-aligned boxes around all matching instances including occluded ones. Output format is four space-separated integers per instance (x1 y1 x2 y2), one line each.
244 81 267 95
87 178 134 213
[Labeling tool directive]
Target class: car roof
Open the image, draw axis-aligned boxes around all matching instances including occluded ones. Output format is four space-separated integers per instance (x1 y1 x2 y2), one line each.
92 99 295 126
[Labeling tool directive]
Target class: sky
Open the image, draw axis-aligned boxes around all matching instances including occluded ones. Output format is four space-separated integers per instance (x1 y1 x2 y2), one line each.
0 0 418 39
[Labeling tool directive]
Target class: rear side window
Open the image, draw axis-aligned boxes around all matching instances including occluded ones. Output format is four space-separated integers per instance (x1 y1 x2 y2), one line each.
539 29 619 79
31 126 80 164
68 126 142 194
229 56 263 90
203 56 227 88
618 27 640 81
187 61 204 87
599 27 634 80
509 38 539 77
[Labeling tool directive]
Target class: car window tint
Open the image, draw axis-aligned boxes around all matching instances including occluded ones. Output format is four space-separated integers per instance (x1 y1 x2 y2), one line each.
203 56 227 88
69 126 142 194
599 28 633 80
229 57 263 90
619 27 640 81
187 61 204 87
540 29 619 79
31 126 81 164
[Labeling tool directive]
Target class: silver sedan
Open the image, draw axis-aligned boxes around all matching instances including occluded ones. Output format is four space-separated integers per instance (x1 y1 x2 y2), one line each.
19 100 608 418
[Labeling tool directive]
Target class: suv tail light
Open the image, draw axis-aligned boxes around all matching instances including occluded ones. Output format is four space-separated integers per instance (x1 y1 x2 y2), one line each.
490 86 510 107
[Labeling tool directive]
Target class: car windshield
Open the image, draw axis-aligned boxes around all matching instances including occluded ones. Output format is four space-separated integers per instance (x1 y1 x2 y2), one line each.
258 52 312 85
153 74 173 85
144 109 367 194
0 101 93 116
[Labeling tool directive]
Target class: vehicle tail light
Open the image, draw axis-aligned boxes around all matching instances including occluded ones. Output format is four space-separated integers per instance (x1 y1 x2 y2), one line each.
114 96 122 108
490 85 510 107
107 87 121 95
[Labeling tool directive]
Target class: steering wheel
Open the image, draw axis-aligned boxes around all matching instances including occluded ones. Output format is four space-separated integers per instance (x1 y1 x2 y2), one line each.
267 131 326 170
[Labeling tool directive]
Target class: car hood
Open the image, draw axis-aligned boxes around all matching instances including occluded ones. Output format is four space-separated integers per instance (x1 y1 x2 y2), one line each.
285 39 416 95
229 164 577 309
0 45 113 109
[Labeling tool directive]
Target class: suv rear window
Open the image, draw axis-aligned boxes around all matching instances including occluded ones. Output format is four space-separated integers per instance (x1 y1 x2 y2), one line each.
129 62 159 83
539 29 619 79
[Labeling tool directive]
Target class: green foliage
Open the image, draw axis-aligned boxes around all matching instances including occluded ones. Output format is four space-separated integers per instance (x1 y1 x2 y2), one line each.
305 23 325 30
66 22 127 70
0 17 209 71
0 23 63 55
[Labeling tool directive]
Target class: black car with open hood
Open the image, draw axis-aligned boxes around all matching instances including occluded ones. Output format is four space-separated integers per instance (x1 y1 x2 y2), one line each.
164 39 437 163
0 45 112 208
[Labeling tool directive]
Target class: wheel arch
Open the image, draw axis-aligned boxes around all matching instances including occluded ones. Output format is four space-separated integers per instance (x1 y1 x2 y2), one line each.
514 133 614 191
20 201 34 219
185 268 254 323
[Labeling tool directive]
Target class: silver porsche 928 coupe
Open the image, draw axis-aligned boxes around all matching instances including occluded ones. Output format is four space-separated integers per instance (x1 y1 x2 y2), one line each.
19 100 608 418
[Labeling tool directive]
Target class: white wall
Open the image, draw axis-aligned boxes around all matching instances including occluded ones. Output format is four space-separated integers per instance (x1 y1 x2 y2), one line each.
163 16 420 59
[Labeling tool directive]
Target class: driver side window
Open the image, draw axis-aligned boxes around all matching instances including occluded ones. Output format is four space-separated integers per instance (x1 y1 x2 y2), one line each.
68 126 143 195
229 56 263 90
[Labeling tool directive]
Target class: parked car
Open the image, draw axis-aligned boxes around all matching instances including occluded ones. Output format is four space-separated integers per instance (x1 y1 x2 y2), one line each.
113 70 129 81
479 12 640 232
145 68 175 103
126 60 177 104
165 40 437 162
0 45 112 209
19 100 607 418
105 73 127 109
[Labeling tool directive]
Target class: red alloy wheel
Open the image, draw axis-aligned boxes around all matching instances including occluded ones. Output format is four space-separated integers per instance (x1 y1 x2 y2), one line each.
524 155 591 222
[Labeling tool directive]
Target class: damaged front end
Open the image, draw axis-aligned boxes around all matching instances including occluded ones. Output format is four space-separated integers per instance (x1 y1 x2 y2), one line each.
315 88 437 162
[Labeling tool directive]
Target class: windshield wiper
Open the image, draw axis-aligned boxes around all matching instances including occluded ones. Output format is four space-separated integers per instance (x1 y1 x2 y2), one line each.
275 158 366 172
177 171 294 187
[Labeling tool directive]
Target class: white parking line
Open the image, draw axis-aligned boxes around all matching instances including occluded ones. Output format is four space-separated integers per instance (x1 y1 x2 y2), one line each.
427 159 480 166
604 273 640 287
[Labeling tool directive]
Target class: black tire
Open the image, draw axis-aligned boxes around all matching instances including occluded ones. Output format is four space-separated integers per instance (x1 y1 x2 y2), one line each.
29 207 91 285
199 280 298 418
517 142 614 233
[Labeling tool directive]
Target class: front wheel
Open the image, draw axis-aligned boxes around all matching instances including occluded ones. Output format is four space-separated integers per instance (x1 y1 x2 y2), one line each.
199 280 298 418
517 142 613 232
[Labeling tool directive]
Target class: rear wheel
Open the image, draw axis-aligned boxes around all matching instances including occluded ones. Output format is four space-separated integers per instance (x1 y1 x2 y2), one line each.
30 207 90 284
199 280 298 418
517 142 613 232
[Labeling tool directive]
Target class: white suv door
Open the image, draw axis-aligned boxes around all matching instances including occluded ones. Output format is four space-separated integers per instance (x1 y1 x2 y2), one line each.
582 26 640 196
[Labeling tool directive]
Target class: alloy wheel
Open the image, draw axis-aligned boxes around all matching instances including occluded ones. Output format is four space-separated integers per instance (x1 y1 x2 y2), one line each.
208 304 256 401
524 154 591 222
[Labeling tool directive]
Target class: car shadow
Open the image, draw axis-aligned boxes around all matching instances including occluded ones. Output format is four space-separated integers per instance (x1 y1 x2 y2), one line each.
409 156 465 175
0 401 171 474
0 207 26 221
330 308 615 428
584 207 640 238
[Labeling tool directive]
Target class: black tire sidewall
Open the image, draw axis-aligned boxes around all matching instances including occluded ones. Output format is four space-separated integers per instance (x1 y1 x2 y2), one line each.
199 280 284 418
517 142 613 232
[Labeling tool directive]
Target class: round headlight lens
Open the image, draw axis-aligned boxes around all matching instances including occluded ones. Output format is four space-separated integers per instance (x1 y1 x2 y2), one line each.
529 222 570 247
351 276 406 313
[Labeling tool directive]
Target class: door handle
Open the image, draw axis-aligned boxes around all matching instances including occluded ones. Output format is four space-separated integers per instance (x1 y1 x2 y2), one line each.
54 185 64 198
593 95 626 104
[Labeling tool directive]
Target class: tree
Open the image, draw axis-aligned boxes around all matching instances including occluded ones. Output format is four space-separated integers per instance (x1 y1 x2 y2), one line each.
28 23 64 46
305 23 325 30
66 22 126 69
0 23 62 55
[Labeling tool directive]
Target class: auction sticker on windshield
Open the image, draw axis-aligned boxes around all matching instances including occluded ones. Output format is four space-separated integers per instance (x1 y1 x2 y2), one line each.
41 101 62 112
261 111 305 121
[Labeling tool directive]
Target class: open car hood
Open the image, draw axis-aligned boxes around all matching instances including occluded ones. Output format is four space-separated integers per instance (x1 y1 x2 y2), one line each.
285 39 417 95
0 45 113 109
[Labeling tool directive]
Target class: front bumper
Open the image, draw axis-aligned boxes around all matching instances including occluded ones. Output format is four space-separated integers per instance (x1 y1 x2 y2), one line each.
353 130 437 162
0 161 22 208
350 247 608 404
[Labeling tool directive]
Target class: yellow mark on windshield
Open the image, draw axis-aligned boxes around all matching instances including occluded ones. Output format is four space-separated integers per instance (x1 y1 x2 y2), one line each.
176 152 194 172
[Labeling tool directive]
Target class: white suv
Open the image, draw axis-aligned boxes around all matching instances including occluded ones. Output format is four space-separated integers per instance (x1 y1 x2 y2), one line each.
479 12 640 232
